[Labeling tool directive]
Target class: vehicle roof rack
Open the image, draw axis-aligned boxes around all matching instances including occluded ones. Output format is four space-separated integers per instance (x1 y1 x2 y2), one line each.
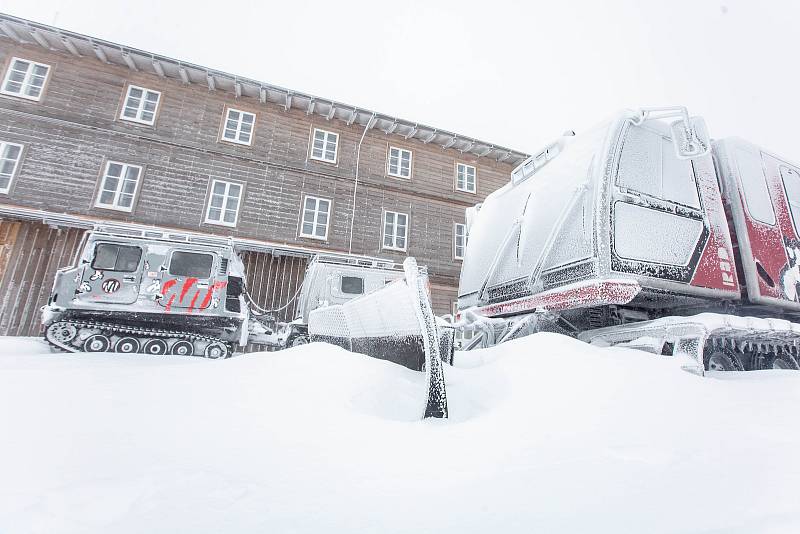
92 223 235 248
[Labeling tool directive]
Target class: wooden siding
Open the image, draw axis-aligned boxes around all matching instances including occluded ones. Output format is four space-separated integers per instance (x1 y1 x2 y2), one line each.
241 251 307 323
0 219 85 336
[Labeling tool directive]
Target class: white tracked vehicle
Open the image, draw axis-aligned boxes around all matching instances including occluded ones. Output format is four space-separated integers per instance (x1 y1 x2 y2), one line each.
320 106 800 375
43 227 253 358
41 227 446 362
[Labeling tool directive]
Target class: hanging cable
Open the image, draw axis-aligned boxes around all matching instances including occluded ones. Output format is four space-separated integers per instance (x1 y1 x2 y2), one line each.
243 282 303 316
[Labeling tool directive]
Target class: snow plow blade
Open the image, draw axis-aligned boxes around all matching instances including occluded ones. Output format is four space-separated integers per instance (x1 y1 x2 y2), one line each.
308 257 455 372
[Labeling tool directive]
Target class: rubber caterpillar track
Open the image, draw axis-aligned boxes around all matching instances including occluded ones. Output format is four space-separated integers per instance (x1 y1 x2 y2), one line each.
45 319 235 359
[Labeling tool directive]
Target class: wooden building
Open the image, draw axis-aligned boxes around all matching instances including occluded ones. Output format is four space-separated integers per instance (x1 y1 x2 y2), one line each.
0 12 528 336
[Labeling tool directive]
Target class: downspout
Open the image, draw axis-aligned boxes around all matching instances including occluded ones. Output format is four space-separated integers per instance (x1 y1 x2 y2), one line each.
349 113 376 254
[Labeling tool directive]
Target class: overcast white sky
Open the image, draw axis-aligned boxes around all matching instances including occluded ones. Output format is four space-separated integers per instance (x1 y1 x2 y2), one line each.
4 0 799 158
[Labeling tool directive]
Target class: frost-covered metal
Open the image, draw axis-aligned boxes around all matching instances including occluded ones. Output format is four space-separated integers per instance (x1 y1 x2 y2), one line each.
308 258 455 374
453 106 800 373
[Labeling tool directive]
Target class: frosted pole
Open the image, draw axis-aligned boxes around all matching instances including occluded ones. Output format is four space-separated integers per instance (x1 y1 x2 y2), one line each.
403 257 448 419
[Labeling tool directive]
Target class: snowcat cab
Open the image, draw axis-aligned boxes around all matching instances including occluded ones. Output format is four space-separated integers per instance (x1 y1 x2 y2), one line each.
456 106 800 372
307 257 455 371
283 254 407 347
43 226 249 358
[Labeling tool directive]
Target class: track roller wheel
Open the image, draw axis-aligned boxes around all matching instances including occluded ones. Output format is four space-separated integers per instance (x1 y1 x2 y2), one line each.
114 337 140 354
46 322 77 345
142 339 168 356
762 349 800 370
703 341 744 372
84 334 111 353
204 341 229 359
170 340 194 356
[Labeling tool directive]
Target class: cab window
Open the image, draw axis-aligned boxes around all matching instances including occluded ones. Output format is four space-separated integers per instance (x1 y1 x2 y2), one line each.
781 166 800 235
91 243 142 272
341 276 364 295
169 251 214 278
617 123 701 209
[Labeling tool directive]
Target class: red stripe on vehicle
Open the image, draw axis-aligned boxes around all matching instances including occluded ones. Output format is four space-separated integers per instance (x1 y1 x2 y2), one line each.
165 294 176 312
180 277 198 303
188 291 200 314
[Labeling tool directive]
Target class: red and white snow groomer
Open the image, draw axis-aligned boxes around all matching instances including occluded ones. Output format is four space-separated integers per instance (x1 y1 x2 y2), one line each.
454 107 800 373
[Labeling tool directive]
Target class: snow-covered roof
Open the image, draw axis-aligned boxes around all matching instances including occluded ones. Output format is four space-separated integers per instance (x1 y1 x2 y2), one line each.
0 12 530 166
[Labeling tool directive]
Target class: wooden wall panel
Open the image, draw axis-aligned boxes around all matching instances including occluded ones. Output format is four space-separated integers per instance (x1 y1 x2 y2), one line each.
0 220 85 336
241 251 308 323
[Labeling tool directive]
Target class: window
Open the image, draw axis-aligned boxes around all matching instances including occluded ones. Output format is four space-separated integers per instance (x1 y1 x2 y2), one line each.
310 128 339 163
736 147 775 225
383 210 408 251
1 57 50 101
95 161 142 212
781 167 800 235
300 195 331 240
169 251 214 278
205 180 243 227
221 108 256 145
456 163 476 193
341 276 364 295
0 141 23 193
454 223 468 260
387 147 412 178
91 243 142 272
617 124 700 209
120 85 161 125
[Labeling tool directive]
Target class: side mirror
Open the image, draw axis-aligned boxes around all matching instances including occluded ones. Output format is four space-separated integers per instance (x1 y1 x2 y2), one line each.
671 116 710 160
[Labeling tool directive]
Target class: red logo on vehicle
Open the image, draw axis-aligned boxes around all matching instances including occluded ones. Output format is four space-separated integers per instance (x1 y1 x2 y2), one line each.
101 279 121 293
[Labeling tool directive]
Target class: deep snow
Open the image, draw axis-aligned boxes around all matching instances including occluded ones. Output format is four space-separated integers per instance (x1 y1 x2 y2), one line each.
0 334 798 534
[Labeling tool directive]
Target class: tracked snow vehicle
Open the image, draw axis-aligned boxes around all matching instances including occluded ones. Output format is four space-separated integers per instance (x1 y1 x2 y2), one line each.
453 107 800 373
43 226 250 358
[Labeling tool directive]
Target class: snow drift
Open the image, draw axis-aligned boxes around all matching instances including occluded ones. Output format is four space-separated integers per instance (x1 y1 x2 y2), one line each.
0 334 798 533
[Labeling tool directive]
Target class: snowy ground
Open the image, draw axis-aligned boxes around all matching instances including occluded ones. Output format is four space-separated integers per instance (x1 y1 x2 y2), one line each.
0 335 798 534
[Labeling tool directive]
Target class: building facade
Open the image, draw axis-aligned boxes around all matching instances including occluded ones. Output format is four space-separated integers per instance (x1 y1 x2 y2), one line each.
0 13 527 336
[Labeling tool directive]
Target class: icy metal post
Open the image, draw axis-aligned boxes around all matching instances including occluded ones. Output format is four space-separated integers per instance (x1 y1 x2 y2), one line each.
403 257 448 419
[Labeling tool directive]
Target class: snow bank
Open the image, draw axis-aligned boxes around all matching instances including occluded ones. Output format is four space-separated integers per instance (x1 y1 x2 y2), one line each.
0 335 798 533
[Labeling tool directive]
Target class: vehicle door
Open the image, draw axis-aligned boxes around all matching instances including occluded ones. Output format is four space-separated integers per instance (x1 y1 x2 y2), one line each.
158 249 220 311
610 119 727 289
77 241 144 304
719 138 800 309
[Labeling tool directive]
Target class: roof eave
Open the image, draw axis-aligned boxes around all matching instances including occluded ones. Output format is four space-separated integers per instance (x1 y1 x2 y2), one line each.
0 12 530 165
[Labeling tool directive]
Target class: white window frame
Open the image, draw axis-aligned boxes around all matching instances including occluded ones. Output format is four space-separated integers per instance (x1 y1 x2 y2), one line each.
204 179 243 228
309 128 339 163
455 163 477 193
0 141 24 194
119 84 162 125
387 146 412 179
299 195 332 240
221 107 256 146
382 210 409 252
0 57 50 101
94 161 143 213
454 222 468 260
